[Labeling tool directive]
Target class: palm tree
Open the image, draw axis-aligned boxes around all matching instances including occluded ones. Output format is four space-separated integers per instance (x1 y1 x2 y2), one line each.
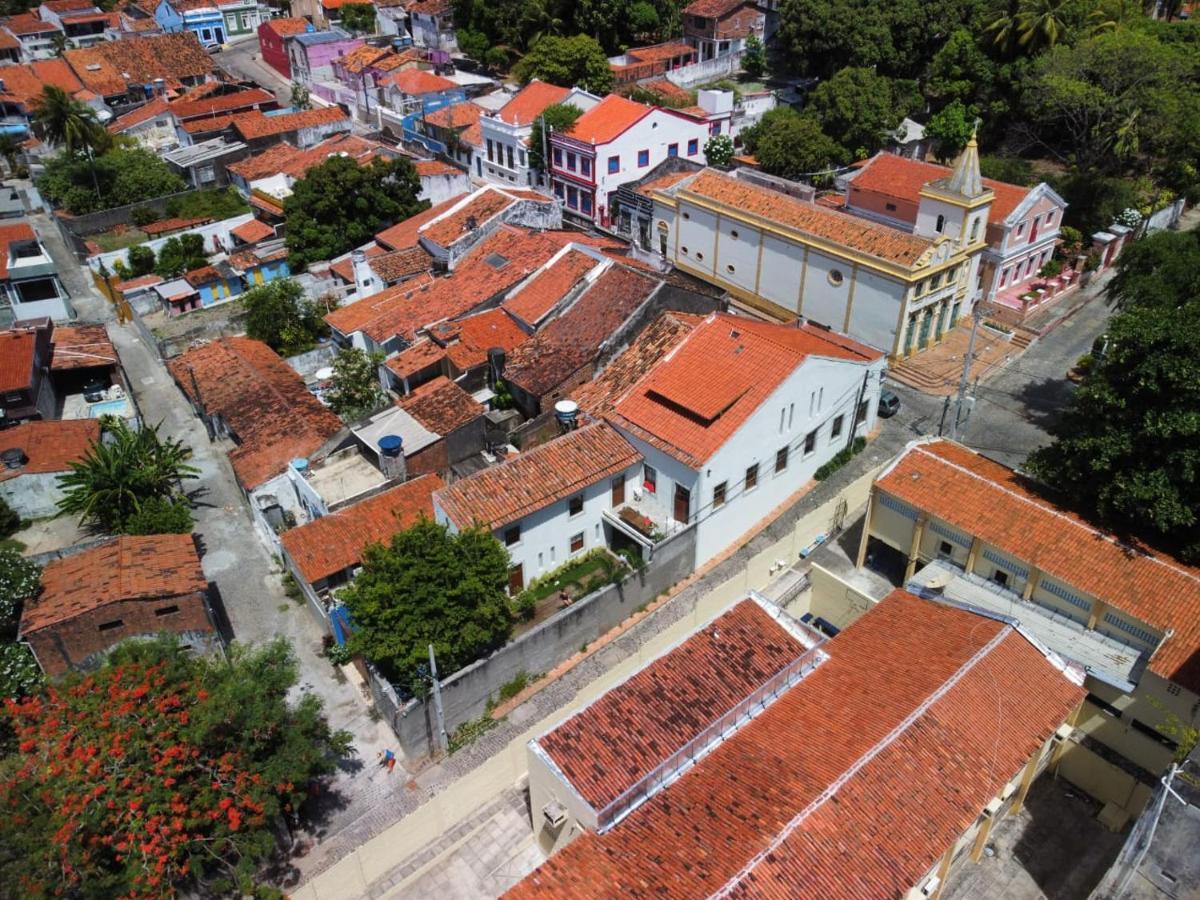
33 85 102 156
986 0 1021 52
1090 0 1150 31
57 422 199 534
0 133 20 177
1015 0 1071 51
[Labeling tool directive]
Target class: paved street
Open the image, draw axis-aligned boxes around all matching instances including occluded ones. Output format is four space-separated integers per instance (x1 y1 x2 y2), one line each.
886 281 1113 471
211 38 294 105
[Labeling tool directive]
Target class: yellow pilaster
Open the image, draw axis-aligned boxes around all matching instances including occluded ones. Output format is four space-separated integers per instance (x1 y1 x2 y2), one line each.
965 536 981 573
1009 753 1041 816
856 491 875 568
1022 568 1041 601
905 514 927 582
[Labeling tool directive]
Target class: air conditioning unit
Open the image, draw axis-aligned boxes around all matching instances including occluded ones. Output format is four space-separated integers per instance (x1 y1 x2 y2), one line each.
920 875 940 898
542 801 567 829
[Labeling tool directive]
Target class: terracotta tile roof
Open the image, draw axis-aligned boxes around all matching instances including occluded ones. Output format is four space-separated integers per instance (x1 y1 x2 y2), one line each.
397 375 483 434
635 169 695 198
373 49 424 73
572 311 702 418
226 141 304 181
179 113 234 135
386 67 457 95
565 94 650 145
407 0 449 14
539 599 806 810
683 0 754 16
0 60 83 109
113 273 162 292
324 271 428 332
260 16 311 37
278 133 391 179
420 188 519 248
609 313 880 468
422 99 482 132
141 216 210 235
335 44 391 74
370 245 432 283
44 0 96 13
383 338 446 379
508 590 1085 899
4 14 60 34
20 535 206 634
232 106 348 141
280 473 443 584
169 87 272 120
0 328 36 393
49 324 116 371
681 170 934 268
636 79 692 107
501 248 599 328
413 159 460 178
65 32 213 97
503 265 660 399
182 265 221 287
329 242 383 284
249 193 284 216
231 218 274 244
435 422 639 530
875 439 1200 693
850 153 1032 225
624 41 695 63
459 120 482 149
433 307 528 371
0 419 99 484
167 337 344 489
106 95 170 133
0 28 17 49
494 79 570 126
374 194 462 250
0 222 37 280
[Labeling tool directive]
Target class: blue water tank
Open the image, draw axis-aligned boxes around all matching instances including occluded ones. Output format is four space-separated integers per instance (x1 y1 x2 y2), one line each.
378 434 403 456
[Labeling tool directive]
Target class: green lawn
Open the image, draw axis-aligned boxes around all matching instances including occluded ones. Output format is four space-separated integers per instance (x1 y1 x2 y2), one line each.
90 227 150 253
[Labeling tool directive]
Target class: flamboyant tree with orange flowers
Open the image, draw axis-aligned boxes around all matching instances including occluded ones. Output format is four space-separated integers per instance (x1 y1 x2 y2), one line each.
0 637 353 898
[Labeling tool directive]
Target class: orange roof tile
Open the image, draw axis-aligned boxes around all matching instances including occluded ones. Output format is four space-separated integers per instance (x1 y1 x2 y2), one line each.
0 222 37 280
435 422 640 530
230 218 274 244
386 67 457 95
875 439 1200 692
232 106 348 140
113 273 163 293
636 78 692 106
383 339 446 380
565 94 650 145
64 32 213 97
370 245 431 283
397 375 483 434
680 170 934 267
167 337 344 489
422 100 482 132
0 60 83 110
278 133 391 179
434 307 528 371
280 474 443 584
329 242 383 284
501 248 599 328
5 14 60 34
850 153 1032 225
106 95 170 133
413 159 460 178
49 324 116 371
635 169 695 198
0 329 36 394
169 87 272 120
508 590 1085 899
420 188 519 247
609 313 881 468
260 16 312 37
0 29 17 49
624 41 694 63
141 216 210 235
0 419 100 484
179 113 235 135
226 141 305 181
682 0 755 16
503 265 661 399
374 194 460 250
335 44 391 74
494 79 570 126
21 535 206 634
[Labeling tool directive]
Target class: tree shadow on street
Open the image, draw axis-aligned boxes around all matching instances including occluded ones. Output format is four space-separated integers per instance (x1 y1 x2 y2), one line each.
1007 374 1077 432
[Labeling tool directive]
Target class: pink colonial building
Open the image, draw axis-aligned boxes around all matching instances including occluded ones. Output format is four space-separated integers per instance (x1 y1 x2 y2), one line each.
844 153 1071 317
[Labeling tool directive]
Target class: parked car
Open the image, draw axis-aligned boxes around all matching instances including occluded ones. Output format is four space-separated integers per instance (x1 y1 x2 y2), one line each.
878 389 901 418
82 378 109 403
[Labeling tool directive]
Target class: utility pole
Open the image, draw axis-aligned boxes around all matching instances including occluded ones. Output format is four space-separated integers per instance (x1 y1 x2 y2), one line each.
539 115 550 188
428 644 448 756
847 370 868 451
950 304 983 441
937 395 950 436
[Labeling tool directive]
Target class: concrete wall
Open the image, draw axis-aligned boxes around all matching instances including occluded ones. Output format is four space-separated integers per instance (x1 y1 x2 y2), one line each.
87 214 257 273
387 525 697 758
0 470 69 519
1055 740 1153 819
808 562 877 629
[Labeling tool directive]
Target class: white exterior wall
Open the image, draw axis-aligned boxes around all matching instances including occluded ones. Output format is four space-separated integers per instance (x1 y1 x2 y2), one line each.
435 460 643 588
479 116 534 187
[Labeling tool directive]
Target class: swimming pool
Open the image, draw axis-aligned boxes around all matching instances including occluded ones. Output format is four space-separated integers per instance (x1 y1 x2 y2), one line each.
88 398 132 418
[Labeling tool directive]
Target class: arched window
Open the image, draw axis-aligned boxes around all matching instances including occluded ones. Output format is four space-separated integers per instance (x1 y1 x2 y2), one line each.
969 217 980 242
935 214 946 233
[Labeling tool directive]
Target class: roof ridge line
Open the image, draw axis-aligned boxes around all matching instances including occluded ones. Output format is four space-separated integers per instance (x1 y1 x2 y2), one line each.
912 444 1200 591
709 621 1013 899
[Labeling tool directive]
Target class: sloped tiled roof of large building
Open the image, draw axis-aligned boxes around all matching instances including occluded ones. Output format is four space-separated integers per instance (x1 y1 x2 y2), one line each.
675 169 935 268
49 324 116 371
432 307 528 371
167 337 343 489
386 67 457 95
565 94 650 145
231 106 348 141
370 245 432 283
0 60 83 110
508 590 1085 899
609 313 880 468
226 141 306 181
21 534 206 633
278 133 392 179
397 375 483 435
168 87 273 121
374 194 460 250
0 419 99 483
65 32 213 96
538 599 807 811
503 265 661 399
422 99 483 132
4 13 60 33
435 422 639 530
419 186 550 248
875 438 1200 692
280 474 442 584
850 152 1032 225
382 338 446 380
572 311 703 418
106 94 170 133
501 248 601 329
493 79 570 126
259 15 311 37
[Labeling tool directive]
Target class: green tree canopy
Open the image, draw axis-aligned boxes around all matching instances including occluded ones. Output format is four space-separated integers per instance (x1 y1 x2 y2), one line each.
751 109 847 181
33 85 103 156
925 100 977 160
284 156 425 271
243 279 327 357
808 66 909 157
154 233 206 279
529 102 582 172
0 547 39 638
37 147 186 216
126 244 156 278
57 421 198 534
742 33 766 79
338 2 375 32
514 34 613 94
0 637 353 897
326 347 385 420
341 519 513 694
1027 230 1200 562
925 28 996 107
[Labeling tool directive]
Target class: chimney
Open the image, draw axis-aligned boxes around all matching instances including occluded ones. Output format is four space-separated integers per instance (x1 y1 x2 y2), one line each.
378 435 406 480
351 249 378 298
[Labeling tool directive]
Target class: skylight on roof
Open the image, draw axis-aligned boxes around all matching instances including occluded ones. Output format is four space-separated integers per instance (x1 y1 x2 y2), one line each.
485 253 509 270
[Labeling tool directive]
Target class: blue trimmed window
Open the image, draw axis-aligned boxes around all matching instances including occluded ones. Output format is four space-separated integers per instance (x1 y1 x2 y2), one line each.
608 155 619 174
637 149 649 167
687 138 698 156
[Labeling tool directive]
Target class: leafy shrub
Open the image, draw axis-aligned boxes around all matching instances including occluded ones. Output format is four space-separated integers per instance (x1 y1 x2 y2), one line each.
814 436 867 481
130 205 157 227
122 496 194 535
325 642 352 666
0 497 20 540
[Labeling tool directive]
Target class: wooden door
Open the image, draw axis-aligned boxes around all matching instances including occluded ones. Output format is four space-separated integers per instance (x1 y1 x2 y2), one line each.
673 484 690 524
611 474 625 507
508 564 524 594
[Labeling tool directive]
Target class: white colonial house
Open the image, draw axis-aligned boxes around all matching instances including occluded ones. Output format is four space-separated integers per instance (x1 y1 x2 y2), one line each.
433 422 644 593
478 82 598 188
548 93 720 227
600 312 887 566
